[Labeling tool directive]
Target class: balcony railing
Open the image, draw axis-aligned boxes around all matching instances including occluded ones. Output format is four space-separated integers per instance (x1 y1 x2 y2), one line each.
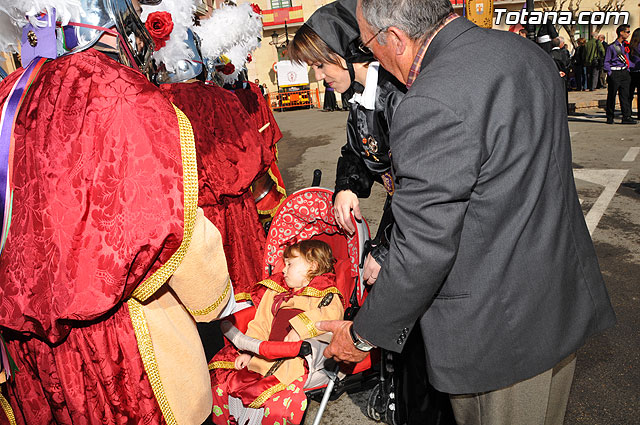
262 6 304 27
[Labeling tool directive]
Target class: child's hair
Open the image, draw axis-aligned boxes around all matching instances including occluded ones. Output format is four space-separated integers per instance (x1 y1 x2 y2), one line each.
283 240 335 278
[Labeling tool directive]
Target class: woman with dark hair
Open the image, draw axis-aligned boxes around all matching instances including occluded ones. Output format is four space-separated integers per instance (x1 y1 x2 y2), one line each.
629 28 640 120
288 1 455 424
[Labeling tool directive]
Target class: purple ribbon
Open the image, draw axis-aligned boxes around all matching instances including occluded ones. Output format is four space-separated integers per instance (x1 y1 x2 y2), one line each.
0 58 47 253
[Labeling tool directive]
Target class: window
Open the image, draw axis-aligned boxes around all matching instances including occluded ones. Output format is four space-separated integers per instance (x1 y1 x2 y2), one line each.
271 0 292 8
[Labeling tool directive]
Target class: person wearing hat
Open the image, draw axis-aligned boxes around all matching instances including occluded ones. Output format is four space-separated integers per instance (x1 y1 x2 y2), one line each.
288 1 455 423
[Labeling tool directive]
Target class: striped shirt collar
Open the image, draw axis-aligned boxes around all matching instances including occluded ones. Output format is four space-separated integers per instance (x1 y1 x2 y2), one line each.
406 14 459 89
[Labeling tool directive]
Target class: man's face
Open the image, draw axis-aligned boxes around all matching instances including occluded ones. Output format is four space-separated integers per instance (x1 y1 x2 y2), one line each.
620 28 630 41
356 0 399 80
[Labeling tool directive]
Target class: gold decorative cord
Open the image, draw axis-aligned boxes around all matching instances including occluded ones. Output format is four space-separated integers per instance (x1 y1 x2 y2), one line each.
208 361 235 371
128 105 199 425
295 313 318 338
186 277 231 316
131 105 199 302
234 292 252 302
257 279 287 293
300 286 341 300
248 383 287 409
0 393 16 425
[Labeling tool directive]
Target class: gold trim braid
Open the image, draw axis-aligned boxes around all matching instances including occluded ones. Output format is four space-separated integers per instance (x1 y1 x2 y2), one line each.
208 361 236 371
128 299 177 424
234 292 252 302
186 277 231 316
299 286 342 300
127 105 199 425
257 279 287 293
0 393 16 425
248 383 287 409
295 312 318 338
131 105 199 302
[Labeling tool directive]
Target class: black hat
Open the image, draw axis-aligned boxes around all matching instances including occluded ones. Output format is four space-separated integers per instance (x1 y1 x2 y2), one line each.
304 0 374 63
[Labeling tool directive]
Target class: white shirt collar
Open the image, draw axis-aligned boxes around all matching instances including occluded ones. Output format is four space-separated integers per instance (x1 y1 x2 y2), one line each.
350 62 379 111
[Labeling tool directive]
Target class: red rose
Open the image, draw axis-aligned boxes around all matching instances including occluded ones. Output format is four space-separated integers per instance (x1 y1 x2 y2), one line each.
216 63 236 75
145 11 174 51
250 3 262 14
246 53 252 63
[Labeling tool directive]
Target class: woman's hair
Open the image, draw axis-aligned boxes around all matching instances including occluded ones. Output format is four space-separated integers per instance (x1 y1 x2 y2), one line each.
288 24 346 68
283 240 335 278
577 37 586 46
630 28 640 57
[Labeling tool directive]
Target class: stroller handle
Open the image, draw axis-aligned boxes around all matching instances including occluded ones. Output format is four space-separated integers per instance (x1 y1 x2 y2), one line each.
312 169 322 187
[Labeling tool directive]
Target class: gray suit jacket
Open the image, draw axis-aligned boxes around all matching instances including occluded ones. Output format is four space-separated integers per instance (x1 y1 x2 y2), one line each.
353 18 616 394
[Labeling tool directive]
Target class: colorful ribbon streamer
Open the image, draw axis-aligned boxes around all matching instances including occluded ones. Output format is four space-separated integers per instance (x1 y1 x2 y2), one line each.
0 57 48 254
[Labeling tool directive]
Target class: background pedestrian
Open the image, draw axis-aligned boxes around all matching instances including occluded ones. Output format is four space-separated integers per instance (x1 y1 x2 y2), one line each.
629 28 640 120
603 24 636 124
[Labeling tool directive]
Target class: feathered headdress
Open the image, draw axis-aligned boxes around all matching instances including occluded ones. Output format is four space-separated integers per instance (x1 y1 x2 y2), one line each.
140 0 198 73
194 3 262 84
0 0 82 53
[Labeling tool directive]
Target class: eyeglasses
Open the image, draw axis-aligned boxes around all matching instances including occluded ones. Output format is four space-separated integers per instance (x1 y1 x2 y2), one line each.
358 27 388 54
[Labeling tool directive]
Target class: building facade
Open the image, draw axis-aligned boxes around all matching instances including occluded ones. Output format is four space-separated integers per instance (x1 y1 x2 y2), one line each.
235 0 639 100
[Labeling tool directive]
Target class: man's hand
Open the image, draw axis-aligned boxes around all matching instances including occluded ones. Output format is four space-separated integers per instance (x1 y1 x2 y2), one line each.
333 190 362 235
315 320 368 363
234 353 252 370
362 253 381 284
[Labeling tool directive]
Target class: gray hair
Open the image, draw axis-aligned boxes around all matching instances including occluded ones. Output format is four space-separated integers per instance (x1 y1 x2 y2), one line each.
360 0 453 42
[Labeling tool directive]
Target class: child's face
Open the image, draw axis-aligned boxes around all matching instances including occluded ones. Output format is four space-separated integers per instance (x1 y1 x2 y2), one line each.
283 252 313 289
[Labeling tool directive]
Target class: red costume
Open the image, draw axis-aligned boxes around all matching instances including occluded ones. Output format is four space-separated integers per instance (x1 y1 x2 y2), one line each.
232 82 286 221
160 81 273 302
0 50 229 424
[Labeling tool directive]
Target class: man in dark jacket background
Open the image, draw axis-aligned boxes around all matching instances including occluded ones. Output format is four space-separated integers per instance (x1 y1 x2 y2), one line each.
318 0 616 424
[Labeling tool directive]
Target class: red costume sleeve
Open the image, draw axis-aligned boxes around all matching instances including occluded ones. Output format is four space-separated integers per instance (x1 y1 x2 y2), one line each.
0 50 186 344
159 82 273 200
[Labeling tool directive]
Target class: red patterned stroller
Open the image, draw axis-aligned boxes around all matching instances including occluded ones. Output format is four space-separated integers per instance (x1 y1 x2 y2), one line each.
210 179 381 425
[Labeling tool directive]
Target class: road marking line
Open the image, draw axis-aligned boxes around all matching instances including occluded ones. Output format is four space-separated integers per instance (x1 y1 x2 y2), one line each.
622 147 639 162
573 169 628 235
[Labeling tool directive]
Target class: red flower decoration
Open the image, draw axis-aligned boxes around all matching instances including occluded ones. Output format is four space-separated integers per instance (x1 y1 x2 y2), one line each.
216 63 236 75
145 11 174 51
250 3 262 14
246 53 252 63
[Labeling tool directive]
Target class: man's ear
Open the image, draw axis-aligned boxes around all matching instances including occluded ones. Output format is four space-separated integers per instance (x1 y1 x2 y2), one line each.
386 26 408 56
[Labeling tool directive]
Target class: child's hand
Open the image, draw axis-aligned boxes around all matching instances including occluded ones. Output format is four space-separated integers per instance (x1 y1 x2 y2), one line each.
284 328 301 342
235 353 252 370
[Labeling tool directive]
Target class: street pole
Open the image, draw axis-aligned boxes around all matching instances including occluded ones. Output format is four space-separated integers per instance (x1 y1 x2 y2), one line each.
526 0 535 42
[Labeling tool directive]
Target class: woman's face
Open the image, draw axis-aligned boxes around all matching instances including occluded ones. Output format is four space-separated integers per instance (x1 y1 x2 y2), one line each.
311 56 351 93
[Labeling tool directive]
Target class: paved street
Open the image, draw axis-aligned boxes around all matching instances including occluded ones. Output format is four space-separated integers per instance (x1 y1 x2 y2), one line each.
273 106 640 424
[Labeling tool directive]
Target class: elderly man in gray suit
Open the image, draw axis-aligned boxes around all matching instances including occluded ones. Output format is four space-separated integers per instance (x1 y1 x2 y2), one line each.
316 0 616 423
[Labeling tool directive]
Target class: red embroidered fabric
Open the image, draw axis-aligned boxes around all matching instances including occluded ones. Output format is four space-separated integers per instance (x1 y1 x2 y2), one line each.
233 82 282 149
160 81 272 297
0 49 185 423
232 83 286 219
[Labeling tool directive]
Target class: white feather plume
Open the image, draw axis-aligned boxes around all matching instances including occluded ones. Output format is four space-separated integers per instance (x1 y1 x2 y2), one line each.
140 0 198 73
195 3 262 71
0 0 82 53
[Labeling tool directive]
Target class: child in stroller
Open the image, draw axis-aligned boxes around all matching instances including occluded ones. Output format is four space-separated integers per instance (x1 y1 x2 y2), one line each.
211 240 344 425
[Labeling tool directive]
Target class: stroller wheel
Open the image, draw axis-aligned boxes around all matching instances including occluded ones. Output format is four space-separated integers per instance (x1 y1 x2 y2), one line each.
366 383 383 421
